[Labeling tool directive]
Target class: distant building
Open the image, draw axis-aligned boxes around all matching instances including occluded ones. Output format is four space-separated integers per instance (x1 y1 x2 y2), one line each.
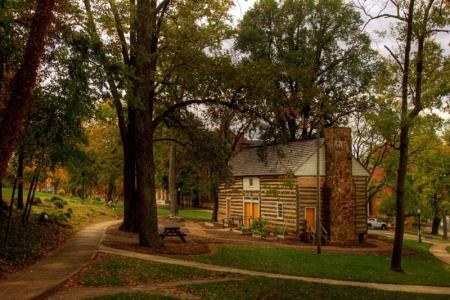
218 127 370 244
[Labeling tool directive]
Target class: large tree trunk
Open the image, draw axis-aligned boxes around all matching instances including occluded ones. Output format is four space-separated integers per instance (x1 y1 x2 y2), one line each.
16 152 24 209
169 135 178 216
135 121 161 246
431 216 441 235
134 0 162 247
0 0 56 180
443 215 448 240
391 0 415 273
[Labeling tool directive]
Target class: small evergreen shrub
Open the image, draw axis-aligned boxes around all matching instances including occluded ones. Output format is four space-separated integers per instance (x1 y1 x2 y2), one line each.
54 200 65 209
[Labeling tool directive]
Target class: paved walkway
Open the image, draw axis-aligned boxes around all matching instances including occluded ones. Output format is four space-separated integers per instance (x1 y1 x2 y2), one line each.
99 245 450 295
369 230 450 265
0 220 121 300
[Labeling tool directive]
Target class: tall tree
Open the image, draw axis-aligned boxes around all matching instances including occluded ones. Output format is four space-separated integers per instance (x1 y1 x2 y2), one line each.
0 0 56 180
360 0 448 272
236 0 377 142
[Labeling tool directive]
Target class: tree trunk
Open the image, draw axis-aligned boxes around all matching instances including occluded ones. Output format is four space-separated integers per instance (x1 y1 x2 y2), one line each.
0 0 56 180
135 121 161 247
16 152 24 209
169 135 178 216
391 0 415 273
210 167 218 222
107 176 114 202
443 215 448 240
134 0 162 247
431 216 441 235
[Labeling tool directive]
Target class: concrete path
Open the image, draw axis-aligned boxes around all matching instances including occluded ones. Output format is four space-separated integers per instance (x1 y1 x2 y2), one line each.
99 245 450 295
369 230 450 265
0 220 121 300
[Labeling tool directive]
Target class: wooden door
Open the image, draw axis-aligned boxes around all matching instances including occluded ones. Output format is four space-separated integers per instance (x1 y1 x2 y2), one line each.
305 207 315 232
252 203 260 219
244 202 252 225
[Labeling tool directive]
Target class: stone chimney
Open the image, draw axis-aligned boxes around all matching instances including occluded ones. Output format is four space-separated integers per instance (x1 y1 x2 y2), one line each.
324 127 355 244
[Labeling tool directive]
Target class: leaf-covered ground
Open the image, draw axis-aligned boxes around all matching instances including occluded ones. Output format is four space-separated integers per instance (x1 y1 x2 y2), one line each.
75 254 231 287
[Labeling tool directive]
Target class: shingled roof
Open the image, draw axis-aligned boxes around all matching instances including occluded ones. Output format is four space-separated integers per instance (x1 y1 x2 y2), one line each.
229 139 324 176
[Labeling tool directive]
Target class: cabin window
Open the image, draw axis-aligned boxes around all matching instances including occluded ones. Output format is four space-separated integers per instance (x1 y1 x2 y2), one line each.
277 202 284 220
243 177 260 191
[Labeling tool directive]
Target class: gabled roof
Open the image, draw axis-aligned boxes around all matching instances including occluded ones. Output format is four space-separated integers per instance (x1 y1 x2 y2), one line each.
229 139 323 176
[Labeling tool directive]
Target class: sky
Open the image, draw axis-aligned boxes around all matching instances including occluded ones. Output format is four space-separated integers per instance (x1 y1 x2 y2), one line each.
229 0 449 57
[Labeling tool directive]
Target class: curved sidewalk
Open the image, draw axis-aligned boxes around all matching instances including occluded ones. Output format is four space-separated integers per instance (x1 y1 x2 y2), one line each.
99 245 450 295
0 220 121 300
369 230 450 265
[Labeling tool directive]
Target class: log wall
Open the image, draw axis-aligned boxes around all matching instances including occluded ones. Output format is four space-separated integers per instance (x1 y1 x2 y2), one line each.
218 175 368 238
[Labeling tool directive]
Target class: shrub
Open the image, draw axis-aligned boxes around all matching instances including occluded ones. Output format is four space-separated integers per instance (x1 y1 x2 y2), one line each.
50 196 63 202
38 212 50 223
276 225 288 236
252 227 269 237
250 219 268 230
54 212 68 223
65 208 73 218
32 197 42 205
54 200 65 209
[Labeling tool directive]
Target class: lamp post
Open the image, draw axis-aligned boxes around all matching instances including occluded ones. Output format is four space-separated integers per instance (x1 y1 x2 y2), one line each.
417 208 422 243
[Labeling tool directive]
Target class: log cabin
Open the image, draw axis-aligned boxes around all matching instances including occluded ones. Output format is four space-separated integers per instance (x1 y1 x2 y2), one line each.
218 127 370 244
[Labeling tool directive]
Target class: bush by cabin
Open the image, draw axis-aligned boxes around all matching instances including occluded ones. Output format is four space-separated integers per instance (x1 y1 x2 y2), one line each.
218 127 369 244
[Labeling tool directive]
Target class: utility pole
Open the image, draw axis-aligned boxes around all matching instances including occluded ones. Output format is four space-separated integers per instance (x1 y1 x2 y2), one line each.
316 121 321 254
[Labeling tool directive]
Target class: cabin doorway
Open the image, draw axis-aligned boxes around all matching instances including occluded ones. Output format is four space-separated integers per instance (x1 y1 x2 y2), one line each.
305 207 316 232
243 196 260 225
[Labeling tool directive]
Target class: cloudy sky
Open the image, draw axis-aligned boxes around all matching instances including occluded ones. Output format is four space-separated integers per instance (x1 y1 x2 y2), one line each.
229 0 449 56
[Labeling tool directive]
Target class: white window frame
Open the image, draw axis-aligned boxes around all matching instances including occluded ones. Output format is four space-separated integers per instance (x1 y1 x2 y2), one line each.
276 202 284 220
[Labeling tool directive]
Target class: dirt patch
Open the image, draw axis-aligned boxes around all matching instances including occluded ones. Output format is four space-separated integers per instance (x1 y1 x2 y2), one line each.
104 218 417 256
102 239 212 256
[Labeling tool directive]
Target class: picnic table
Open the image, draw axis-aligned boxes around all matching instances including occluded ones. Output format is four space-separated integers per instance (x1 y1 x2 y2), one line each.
160 224 187 242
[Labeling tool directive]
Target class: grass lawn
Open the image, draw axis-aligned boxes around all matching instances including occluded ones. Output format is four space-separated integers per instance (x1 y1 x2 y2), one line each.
157 208 212 220
177 240 450 287
88 292 176 300
84 277 450 300
182 277 450 300
0 187 122 276
77 254 230 286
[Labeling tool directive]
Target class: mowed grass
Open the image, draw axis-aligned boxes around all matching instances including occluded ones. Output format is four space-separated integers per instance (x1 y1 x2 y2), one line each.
84 276 450 300
88 292 176 300
182 277 450 300
77 254 229 286
177 240 450 286
157 208 212 220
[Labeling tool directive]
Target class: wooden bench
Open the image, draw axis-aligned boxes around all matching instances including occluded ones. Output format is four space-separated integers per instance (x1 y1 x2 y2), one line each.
160 225 187 242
